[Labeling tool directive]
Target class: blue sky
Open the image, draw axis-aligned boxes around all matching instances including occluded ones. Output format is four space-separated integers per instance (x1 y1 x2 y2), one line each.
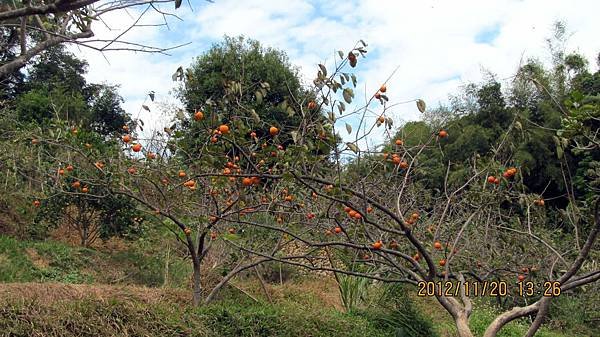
74 0 600 148
475 24 502 44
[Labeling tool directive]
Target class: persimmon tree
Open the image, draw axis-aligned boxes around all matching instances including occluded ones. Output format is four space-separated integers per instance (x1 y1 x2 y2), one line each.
20 39 599 337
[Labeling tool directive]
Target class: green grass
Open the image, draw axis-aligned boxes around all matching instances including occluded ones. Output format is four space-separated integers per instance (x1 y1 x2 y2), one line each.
0 235 38 282
415 296 596 337
1 234 596 337
0 235 191 286
0 295 414 337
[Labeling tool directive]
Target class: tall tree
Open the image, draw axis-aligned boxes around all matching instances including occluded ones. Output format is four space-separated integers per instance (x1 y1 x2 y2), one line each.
176 36 332 157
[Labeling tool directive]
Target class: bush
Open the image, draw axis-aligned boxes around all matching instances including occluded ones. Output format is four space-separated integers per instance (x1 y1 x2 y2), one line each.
360 284 438 337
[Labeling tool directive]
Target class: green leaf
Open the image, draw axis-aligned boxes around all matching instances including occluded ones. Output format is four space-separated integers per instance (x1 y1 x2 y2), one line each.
282 172 294 181
416 99 426 113
287 106 295 117
255 90 263 104
515 121 522 130
250 109 261 122
557 146 564 159
223 233 240 241
351 74 357 87
552 136 561 147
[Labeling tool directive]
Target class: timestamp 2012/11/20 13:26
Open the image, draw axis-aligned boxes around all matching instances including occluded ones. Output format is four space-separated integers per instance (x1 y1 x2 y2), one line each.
417 281 562 297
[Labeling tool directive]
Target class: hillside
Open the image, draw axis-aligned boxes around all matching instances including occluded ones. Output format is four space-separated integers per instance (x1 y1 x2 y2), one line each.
1 234 597 337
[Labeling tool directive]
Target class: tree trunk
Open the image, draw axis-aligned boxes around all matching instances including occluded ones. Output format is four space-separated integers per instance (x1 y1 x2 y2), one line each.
192 259 202 306
204 258 268 304
455 313 475 337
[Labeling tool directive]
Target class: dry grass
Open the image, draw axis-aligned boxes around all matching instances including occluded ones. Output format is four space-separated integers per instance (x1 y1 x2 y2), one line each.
270 276 343 310
0 282 190 306
48 222 131 251
24 247 49 269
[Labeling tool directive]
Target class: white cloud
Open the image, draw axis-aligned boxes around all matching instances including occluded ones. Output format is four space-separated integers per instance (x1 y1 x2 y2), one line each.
73 0 600 147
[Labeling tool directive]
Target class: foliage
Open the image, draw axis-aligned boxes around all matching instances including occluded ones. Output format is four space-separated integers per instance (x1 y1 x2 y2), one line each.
3 24 599 337
12 46 130 136
336 272 372 312
33 192 146 246
176 36 334 159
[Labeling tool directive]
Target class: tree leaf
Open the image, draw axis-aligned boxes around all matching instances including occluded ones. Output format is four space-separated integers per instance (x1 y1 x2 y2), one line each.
360 39 368 47
142 104 150 112
255 90 263 104
416 99 426 113
338 101 345 114
343 88 354 104
338 51 344 60
172 66 183 81
345 123 352 134
175 0 182 9
148 91 155 102
346 142 359 153
290 131 299 144
351 74 357 87
287 106 295 117
328 111 335 122
251 109 261 122
557 146 564 159
318 64 327 78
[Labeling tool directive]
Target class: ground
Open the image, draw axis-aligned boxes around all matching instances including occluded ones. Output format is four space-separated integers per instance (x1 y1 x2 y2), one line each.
0 234 596 337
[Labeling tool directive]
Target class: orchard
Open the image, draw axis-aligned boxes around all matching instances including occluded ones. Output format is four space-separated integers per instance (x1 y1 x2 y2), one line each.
8 36 597 337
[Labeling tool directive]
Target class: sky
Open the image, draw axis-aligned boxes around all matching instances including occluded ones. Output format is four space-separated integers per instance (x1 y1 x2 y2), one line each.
71 0 600 148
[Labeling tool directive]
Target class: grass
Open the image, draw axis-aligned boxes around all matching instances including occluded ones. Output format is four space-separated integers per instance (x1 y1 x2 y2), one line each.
413 294 597 337
0 235 191 286
0 287 411 337
1 234 596 337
